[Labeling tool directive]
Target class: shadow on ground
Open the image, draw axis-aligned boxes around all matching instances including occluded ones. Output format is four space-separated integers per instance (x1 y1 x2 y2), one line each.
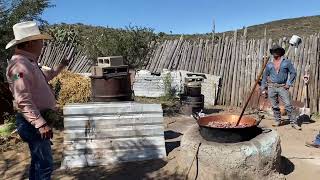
52 129 185 180
203 108 224 114
164 130 182 140
279 156 295 175
54 159 182 180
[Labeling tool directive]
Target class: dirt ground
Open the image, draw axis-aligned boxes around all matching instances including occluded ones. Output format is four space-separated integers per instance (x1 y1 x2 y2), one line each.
1 106 320 180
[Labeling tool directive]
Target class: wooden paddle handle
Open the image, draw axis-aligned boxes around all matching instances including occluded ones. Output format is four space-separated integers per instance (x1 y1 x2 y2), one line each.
236 55 269 126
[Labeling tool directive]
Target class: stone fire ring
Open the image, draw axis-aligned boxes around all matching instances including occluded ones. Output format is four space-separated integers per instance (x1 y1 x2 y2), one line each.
176 124 285 180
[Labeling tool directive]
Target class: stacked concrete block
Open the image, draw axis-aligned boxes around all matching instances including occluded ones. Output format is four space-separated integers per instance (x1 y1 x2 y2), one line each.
61 102 166 168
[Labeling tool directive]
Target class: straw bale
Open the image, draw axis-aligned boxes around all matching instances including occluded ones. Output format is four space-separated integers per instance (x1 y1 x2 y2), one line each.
50 70 91 106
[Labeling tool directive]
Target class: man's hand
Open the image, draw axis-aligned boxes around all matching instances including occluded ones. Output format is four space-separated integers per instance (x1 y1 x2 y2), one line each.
284 84 290 90
261 90 268 98
60 58 70 66
38 124 53 139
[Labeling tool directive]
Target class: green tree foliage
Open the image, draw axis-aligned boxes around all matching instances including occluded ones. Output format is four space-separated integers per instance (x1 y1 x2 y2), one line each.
0 0 52 118
46 24 159 68
0 0 52 81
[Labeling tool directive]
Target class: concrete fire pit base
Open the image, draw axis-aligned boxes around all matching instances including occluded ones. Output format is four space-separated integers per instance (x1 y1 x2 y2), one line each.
176 124 285 180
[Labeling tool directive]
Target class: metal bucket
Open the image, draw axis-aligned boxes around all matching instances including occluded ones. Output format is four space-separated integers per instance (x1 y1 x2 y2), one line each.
184 86 201 96
180 95 204 115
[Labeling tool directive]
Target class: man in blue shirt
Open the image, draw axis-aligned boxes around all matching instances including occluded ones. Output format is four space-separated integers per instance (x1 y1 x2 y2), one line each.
261 44 301 130
306 132 320 148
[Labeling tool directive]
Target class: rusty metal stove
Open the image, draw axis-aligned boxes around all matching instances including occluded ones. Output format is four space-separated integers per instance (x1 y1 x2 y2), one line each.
90 56 132 102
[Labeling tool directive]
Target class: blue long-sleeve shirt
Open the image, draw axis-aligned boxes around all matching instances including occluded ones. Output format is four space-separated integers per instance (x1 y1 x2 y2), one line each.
261 57 297 90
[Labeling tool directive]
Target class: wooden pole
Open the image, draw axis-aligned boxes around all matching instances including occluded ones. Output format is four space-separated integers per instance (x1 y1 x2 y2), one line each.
236 53 269 126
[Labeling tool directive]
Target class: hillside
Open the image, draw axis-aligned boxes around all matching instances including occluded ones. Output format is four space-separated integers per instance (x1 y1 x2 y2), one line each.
49 15 320 43
166 15 320 40
223 15 320 39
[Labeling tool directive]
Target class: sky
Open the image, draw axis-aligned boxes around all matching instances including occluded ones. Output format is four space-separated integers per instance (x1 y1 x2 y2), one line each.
42 0 320 34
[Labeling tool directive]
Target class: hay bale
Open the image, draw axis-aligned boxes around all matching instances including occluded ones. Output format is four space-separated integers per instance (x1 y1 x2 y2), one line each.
50 70 91 106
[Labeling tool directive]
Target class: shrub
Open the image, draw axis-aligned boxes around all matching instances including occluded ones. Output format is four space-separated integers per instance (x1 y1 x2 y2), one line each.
0 114 16 137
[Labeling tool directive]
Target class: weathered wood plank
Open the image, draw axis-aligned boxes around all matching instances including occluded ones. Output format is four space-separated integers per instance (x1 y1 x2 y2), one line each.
227 31 237 105
298 37 309 102
209 44 218 74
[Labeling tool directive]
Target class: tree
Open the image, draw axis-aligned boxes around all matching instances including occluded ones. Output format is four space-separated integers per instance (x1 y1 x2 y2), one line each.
47 23 158 69
0 0 53 81
0 0 53 119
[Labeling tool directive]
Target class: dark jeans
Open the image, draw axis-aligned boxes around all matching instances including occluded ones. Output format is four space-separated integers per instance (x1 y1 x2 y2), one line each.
268 86 297 123
16 113 53 180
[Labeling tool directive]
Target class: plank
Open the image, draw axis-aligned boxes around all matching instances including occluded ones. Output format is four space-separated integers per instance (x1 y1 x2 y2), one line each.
310 36 318 112
169 36 184 70
191 40 200 72
156 40 171 73
294 38 305 101
201 40 210 73
209 44 218 75
149 43 162 72
216 35 225 76
227 31 237 105
315 36 320 112
217 36 229 104
236 38 244 106
235 39 243 106
243 37 250 105
184 42 193 71
194 39 204 72
292 40 303 101
221 38 232 105
202 40 210 73
177 42 186 70
298 37 310 102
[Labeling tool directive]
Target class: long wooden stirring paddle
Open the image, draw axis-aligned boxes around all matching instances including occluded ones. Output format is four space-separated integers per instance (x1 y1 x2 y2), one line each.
236 54 269 126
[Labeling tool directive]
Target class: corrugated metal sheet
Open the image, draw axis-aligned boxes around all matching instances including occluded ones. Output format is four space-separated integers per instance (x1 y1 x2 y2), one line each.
133 70 182 97
61 102 166 168
133 70 220 106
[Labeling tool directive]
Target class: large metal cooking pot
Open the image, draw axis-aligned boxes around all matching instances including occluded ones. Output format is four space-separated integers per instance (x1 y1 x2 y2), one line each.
193 114 263 143
195 114 260 129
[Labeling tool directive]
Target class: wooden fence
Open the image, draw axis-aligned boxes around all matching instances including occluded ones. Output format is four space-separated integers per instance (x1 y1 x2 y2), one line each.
39 42 92 73
145 32 320 113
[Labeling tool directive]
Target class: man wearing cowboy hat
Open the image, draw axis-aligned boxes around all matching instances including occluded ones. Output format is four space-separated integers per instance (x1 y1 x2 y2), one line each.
5 21 69 179
261 44 300 130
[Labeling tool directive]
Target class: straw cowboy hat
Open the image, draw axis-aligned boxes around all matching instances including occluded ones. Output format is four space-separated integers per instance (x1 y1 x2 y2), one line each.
5 21 52 49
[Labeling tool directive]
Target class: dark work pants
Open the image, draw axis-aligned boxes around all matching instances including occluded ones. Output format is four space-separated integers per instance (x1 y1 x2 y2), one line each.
16 113 53 180
268 86 297 124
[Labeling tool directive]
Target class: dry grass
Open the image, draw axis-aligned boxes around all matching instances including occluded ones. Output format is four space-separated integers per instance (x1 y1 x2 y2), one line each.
50 70 91 106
